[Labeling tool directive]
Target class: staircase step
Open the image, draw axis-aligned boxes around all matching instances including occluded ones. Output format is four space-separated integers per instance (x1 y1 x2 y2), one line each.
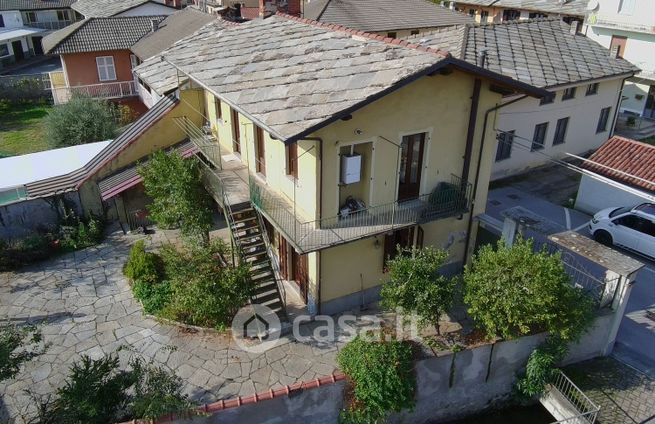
254 283 278 296
252 291 280 305
232 216 258 225
240 238 264 249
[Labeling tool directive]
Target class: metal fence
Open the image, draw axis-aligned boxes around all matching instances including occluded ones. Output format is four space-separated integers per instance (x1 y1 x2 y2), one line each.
548 370 600 424
51 81 138 104
174 117 223 169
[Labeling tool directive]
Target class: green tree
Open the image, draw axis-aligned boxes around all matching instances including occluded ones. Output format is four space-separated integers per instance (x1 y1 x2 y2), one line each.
463 238 595 341
139 151 213 244
0 323 45 382
380 247 455 334
45 95 118 148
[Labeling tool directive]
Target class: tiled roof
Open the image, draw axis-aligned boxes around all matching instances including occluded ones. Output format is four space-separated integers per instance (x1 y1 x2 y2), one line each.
161 14 454 143
407 18 639 88
454 0 589 16
133 55 179 95
303 0 474 32
582 136 655 193
0 0 74 11
71 0 171 18
43 15 165 54
131 8 215 60
25 95 179 198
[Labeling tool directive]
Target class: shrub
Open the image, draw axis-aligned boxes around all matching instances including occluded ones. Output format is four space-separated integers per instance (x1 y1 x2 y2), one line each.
337 336 415 423
463 238 595 342
0 323 45 382
132 279 171 315
0 234 54 271
515 336 568 399
380 247 455 334
124 240 162 285
45 95 118 148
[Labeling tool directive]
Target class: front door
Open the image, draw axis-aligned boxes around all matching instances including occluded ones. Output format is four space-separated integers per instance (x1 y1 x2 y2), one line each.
278 235 289 280
398 133 426 201
32 37 43 55
231 108 241 153
291 249 308 302
11 41 24 62
255 125 266 176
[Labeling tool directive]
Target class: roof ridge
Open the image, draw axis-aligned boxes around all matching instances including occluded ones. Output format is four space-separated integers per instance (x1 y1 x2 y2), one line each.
275 12 451 58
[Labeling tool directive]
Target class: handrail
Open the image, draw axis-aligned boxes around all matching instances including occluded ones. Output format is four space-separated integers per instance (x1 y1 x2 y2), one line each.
174 117 222 170
51 80 138 104
548 370 600 424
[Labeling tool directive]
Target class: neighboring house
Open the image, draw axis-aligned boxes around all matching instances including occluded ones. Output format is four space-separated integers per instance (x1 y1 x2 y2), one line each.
42 15 165 109
301 0 473 38
0 9 44 68
575 136 655 214
130 7 215 107
585 0 655 117
452 0 587 25
71 0 176 18
407 18 639 180
132 14 548 315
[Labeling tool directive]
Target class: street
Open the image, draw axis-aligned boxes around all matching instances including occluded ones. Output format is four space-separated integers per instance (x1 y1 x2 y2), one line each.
485 186 655 377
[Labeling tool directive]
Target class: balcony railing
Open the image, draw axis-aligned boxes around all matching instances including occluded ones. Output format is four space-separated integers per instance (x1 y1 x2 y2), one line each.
26 20 72 30
250 174 472 253
546 370 600 424
174 117 223 169
51 81 138 105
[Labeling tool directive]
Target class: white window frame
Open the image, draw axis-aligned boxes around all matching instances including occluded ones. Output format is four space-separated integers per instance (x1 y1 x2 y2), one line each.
96 56 116 82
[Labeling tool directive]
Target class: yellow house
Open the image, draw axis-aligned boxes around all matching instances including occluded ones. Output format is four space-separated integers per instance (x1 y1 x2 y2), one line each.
132 14 547 315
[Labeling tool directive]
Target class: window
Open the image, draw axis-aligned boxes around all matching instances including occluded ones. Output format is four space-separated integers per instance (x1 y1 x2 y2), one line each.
410 29 419 35
57 10 69 21
96 56 116 81
387 32 397 38
553 117 569 145
502 9 520 21
529 12 547 18
618 0 635 15
0 14 4 27
531 123 548 151
610 35 627 58
129 54 139 70
562 87 576 100
615 214 655 236
540 94 554 105
586 83 599 96
597 107 611 133
495 130 514 161
286 142 298 179
214 97 222 121
25 11 36 22
0 44 8 57
469 9 475 16
480 10 489 21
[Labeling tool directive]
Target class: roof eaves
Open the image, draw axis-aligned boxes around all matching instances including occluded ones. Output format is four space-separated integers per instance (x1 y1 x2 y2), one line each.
116 0 172 16
44 18 91 54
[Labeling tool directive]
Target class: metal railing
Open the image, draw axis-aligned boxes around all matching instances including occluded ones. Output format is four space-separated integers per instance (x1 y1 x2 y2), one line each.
250 174 472 253
25 20 72 30
174 117 223 170
547 370 600 424
51 81 138 104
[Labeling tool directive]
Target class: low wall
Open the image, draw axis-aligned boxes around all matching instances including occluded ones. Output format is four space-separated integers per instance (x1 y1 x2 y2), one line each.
173 314 613 424
0 192 81 239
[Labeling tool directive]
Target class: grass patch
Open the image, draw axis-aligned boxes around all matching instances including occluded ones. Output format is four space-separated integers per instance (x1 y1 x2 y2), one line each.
0 102 51 157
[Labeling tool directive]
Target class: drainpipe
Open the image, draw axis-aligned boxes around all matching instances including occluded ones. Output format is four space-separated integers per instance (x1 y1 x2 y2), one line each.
461 78 482 185
462 93 530 267
609 77 629 137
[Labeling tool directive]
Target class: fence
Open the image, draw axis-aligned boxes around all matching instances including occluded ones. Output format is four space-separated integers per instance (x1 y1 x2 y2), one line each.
547 370 600 424
25 20 72 30
51 80 138 105
0 73 51 102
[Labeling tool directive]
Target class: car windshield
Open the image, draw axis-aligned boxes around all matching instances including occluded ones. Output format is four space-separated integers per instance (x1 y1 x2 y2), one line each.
609 206 633 218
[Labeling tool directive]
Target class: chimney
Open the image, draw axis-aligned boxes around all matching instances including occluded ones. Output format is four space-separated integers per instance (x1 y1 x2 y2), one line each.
150 18 159 32
259 0 265 17
287 0 301 16
569 20 579 34
477 48 487 68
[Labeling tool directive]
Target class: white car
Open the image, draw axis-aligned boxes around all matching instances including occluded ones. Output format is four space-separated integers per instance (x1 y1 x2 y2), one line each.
588 203 655 258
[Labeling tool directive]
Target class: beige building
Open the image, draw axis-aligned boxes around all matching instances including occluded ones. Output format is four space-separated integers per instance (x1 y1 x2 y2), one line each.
451 0 587 25
407 18 639 180
134 14 547 315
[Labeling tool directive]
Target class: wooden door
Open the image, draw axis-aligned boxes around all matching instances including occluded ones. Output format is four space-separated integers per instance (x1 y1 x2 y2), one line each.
255 126 266 175
231 108 240 153
278 235 288 280
291 250 308 302
12 41 24 61
398 133 426 201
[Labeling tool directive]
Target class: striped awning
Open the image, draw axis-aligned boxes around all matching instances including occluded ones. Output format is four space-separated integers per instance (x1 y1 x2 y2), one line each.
98 140 198 201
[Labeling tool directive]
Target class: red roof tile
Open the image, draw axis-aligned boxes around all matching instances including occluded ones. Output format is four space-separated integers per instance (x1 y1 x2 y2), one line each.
582 136 655 193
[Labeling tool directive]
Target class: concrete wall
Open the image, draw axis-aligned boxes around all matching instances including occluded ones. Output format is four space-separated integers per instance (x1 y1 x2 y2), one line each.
492 79 623 180
61 49 134 86
574 174 654 215
0 192 81 239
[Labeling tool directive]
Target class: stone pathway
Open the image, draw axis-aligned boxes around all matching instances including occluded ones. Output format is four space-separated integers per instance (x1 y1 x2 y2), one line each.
0 230 341 423
566 357 655 423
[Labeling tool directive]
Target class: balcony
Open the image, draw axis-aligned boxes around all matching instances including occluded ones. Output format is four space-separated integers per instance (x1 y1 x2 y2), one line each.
50 80 138 105
176 117 473 253
26 20 72 30
587 13 654 34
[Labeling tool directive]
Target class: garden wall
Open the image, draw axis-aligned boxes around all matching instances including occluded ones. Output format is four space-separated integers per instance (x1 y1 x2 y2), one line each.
0 192 81 239
174 313 614 424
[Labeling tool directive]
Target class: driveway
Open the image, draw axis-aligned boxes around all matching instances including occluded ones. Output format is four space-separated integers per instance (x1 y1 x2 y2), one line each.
486 187 655 378
0 230 339 423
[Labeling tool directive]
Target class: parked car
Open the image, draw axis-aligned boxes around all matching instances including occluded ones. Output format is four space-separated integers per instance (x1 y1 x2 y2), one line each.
589 203 655 258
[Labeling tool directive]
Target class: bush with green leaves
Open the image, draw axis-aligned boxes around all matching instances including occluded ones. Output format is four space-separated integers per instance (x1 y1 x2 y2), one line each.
0 323 45 382
380 246 455 334
160 240 252 328
139 151 213 244
124 240 162 285
45 95 118 148
59 215 104 251
515 336 568 399
337 336 415 423
33 354 191 424
463 238 595 342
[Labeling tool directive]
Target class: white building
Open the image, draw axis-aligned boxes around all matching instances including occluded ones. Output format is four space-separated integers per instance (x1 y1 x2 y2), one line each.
408 18 638 180
0 10 44 69
585 0 655 117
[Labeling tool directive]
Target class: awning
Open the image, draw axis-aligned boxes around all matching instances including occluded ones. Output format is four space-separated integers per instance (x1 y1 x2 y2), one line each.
98 140 198 201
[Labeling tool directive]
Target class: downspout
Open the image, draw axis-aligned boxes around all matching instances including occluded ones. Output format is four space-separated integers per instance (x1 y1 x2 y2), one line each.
461 78 482 184
462 93 530 267
298 136 323 315
609 77 630 137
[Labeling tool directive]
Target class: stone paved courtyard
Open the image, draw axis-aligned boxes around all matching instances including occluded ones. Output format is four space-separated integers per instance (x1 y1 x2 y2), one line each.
0 230 343 423
566 357 655 423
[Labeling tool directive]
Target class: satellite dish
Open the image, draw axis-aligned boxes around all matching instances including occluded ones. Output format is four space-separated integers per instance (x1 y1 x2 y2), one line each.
586 0 599 11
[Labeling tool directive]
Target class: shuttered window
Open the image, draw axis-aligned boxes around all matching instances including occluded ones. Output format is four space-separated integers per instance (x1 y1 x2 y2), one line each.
96 56 116 81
